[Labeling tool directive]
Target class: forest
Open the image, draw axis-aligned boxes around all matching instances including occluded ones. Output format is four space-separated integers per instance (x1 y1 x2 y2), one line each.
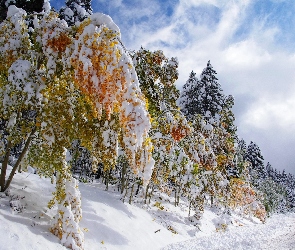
0 1 294 249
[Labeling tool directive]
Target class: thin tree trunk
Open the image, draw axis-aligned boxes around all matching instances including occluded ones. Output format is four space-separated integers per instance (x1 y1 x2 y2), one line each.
175 187 178 207
188 198 192 217
129 183 134 204
144 184 150 204
3 127 36 192
105 169 110 191
0 140 12 192
148 186 154 204
121 161 126 194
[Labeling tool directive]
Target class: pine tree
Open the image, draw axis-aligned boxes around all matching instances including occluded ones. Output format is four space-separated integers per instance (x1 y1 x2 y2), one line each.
178 71 199 121
258 178 287 214
59 0 92 26
266 162 273 179
179 61 224 124
198 60 224 123
0 0 45 22
245 141 266 186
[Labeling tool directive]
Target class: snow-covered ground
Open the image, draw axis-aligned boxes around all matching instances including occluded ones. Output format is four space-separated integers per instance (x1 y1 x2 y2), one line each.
162 213 295 250
0 171 294 250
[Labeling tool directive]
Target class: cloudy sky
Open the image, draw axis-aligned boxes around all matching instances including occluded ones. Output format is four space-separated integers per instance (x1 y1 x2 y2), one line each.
51 0 295 175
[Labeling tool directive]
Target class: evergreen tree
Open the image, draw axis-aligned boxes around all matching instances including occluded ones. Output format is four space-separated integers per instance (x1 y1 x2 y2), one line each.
245 141 266 186
255 178 287 214
179 61 224 124
59 0 92 26
178 71 199 121
265 162 273 179
0 0 45 22
198 60 224 123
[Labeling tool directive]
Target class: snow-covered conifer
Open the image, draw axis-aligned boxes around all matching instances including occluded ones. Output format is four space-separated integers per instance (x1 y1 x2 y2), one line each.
0 0 45 22
199 60 224 123
245 141 266 186
178 71 199 121
59 0 92 26
179 61 225 124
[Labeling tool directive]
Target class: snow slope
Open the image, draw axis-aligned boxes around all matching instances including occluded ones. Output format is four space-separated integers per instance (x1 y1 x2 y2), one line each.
0 171 294 250
162 213 295 250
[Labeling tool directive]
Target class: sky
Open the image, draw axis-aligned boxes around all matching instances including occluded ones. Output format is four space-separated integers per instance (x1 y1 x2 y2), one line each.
50 0 295 175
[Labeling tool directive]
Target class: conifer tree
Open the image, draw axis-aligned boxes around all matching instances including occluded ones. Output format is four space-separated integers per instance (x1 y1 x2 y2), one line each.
0 0 45 22
179 61 224 125
198 60 224 123
266 162 273 179
245 141 266 186
59 0 92 26
178 71 199 121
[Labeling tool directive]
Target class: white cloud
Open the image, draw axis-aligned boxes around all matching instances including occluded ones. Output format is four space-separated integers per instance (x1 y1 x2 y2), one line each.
242 96 295 131
223 40 272 68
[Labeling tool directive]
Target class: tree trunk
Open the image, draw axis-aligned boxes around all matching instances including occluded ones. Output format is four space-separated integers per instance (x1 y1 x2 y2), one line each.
0 140 12 192
188 198 192 217
144 184 150 204
2 127 36 192
129 183 135 204
105 169 110 191
121 161 126 194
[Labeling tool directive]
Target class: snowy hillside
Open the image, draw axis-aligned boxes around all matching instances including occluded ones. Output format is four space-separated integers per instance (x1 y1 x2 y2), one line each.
0 170 294 250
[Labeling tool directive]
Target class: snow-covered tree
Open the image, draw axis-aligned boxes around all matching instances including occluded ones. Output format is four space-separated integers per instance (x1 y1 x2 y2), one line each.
179 61 224 124
50 149 84 250
0 0 45 22
229 177 266 222
178 71 199 121
245 141 266 186
199 60 224 122
131 49 192 204
258 178 288 214
0 5 153 248
213 95 237 178
59 0 92 26
179 61 224 123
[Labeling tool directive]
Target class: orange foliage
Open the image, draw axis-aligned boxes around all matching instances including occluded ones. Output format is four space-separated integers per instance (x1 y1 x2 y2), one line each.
171 125 189 142
229 178 266 222
70 25 124 120
47 32 72 53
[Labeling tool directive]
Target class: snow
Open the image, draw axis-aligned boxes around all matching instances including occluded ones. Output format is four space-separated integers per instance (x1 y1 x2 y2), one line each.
6 5 25 18
43 0 51 13
90 13 120 36
163 213 295 250
0 170 294 250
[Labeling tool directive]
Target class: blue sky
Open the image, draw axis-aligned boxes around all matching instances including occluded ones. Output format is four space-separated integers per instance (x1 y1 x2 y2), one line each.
50 0 295 175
